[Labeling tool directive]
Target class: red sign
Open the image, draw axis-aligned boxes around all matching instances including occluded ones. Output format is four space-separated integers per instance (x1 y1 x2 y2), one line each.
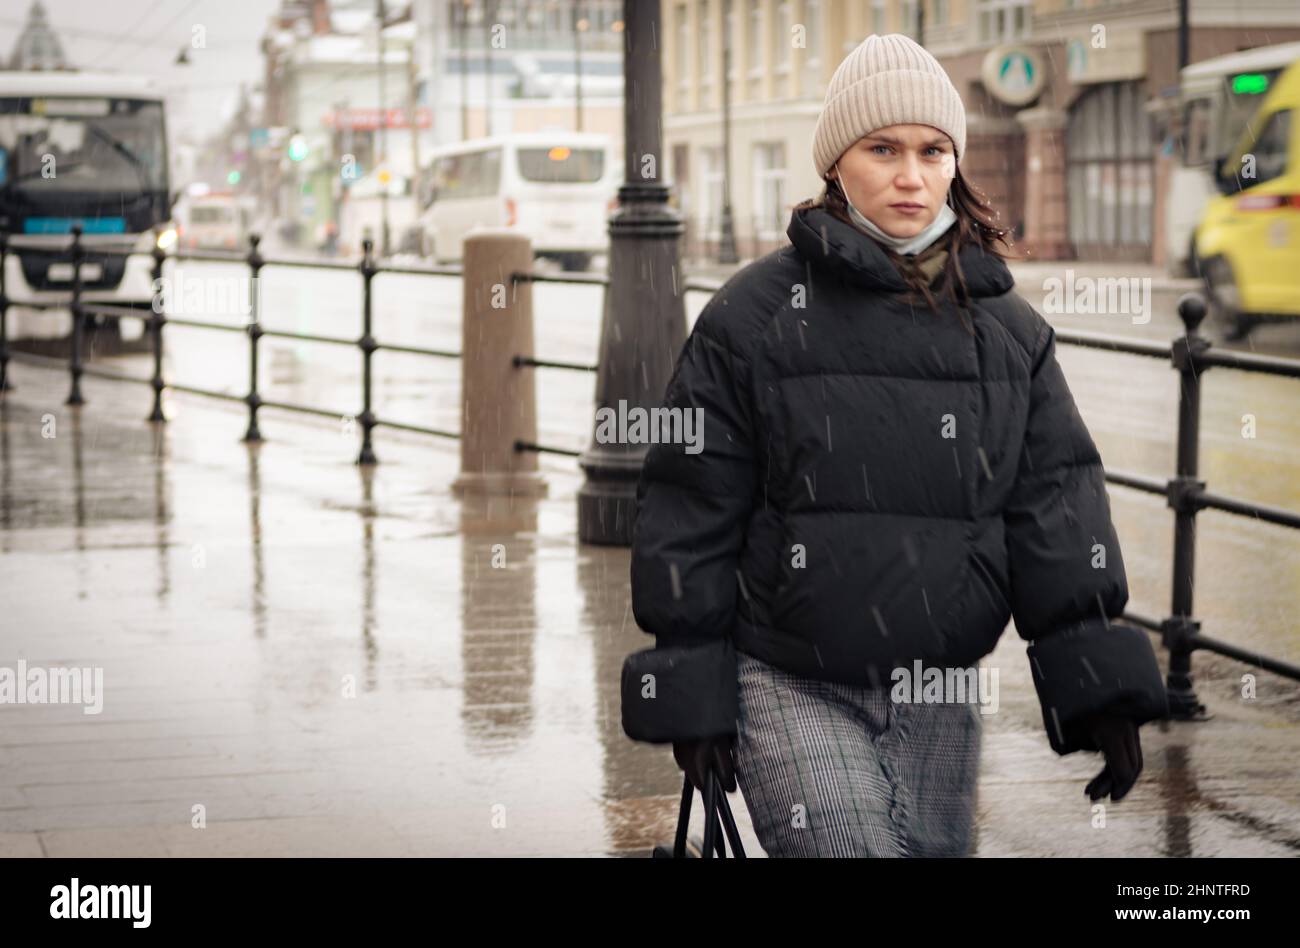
322 107 432 130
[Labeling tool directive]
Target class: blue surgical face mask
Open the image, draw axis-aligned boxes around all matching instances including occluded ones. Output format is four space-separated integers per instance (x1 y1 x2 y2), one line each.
833 159 957 256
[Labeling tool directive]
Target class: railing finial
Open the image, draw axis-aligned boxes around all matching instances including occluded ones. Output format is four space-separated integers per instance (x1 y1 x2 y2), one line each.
246 232 264 272
1177 292 1207 334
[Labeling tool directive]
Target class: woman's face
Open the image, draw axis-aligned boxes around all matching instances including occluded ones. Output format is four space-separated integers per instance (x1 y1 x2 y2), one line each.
828 123 957 239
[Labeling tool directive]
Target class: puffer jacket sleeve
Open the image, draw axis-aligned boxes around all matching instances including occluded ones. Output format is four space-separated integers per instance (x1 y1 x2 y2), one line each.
1004 317 1168 755
628 306 757 738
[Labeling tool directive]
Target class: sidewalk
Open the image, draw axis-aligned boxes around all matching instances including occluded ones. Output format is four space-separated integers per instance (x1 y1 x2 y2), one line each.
2 362 1298 856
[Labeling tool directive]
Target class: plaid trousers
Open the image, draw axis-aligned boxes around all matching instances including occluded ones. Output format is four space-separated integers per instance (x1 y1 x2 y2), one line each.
733 649 983 857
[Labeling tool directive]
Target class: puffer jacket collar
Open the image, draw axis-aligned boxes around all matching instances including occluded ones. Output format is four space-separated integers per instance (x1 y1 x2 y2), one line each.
787 205 1015 298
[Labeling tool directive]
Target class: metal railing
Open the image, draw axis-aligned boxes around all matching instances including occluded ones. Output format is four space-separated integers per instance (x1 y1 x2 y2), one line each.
2 227 1298 715
0 226 470 464
505 267 723 458
0 229 720 467
1047 297 1300 714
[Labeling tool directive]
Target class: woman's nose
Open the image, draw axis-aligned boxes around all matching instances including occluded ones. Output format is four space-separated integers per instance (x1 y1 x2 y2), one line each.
895 157 925 189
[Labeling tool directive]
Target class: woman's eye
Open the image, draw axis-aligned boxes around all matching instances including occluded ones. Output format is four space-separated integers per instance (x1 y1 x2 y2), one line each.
871 145 891 155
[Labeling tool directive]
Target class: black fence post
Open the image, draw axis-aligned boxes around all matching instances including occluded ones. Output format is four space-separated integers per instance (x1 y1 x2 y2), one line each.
147 238 167 422
66 224 85 406
0 232 10 393
356 237 378 465
1162 292 1210 720
243 233 264 442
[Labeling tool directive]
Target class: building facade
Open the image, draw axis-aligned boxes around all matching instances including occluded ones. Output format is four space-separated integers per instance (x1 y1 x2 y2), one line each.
259 1 631 252
413 0 626 146
664 0 1300 263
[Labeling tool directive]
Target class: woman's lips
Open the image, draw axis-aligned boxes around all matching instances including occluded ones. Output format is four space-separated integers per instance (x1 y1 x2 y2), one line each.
890 203 927 216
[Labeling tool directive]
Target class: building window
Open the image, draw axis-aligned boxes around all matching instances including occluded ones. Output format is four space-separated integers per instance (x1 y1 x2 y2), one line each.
748 1 764 76
752 141 787 239
870 0 885 36
975 0 1031 44
701 145 725 240
900 0 919 38
702 0 712 90
1066 81 1153 252
933 0 950 26
676 3 689 111
801 0 822 95
802 0 821 64
773 1 791 72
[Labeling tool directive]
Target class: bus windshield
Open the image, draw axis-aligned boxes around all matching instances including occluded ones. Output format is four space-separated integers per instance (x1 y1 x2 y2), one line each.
1181 64 1290 167
0 96 168 231
1212 73 1284 162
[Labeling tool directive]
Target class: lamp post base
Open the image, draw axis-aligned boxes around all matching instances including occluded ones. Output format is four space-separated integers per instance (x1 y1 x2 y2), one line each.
577 447 644 546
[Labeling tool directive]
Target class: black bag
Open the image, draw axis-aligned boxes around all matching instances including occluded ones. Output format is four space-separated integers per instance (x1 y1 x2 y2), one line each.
621 638 738 744
652 771 747 858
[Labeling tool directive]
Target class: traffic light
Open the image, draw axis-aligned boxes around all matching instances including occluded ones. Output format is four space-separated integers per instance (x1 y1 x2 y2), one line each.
226 169 241 185
288 134 309 162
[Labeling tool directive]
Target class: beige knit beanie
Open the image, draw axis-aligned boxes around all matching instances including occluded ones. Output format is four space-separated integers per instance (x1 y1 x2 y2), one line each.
812 34 967 177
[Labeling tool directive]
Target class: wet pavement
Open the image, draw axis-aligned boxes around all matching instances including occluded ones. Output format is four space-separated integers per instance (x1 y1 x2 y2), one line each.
2 269 1299 856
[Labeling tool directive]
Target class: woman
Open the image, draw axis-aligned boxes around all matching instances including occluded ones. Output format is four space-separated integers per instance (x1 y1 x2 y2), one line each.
628 34 1167 857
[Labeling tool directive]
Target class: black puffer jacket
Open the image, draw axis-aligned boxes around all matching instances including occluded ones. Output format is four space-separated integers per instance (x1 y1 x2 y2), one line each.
629 206 1168 755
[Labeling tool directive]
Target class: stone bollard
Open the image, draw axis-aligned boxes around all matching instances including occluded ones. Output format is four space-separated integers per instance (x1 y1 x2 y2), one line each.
451 231 547 498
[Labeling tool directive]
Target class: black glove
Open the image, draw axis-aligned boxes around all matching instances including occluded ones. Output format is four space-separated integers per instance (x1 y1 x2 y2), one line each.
1082 712 1144 802
673 736 737 794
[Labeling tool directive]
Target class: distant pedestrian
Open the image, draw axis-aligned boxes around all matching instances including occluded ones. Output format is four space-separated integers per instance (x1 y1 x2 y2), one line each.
627 34 1167 857
320 219 339 256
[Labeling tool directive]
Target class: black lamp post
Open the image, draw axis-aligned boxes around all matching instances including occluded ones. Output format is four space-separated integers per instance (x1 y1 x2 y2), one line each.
576 0 687 545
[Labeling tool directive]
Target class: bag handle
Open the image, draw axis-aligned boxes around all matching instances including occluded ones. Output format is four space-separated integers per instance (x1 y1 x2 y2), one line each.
671 771 747 859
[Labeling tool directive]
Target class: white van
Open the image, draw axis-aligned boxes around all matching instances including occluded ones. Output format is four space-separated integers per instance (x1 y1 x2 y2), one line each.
418 132 617 270
182 193 252 252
